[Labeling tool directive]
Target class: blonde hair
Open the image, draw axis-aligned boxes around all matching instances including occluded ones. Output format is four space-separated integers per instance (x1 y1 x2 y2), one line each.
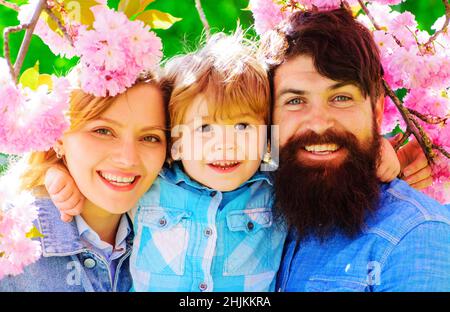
163 31 271 128
19 72 166 193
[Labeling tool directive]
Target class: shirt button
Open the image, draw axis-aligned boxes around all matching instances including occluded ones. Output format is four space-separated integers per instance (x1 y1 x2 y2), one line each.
247 221 255 231
83 258 96 269
210 191 217 197
158 217 167 227
199 282 208 291
204 227 213 237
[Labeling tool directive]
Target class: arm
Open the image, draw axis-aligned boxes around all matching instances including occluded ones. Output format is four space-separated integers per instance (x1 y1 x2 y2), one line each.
44 165 85 222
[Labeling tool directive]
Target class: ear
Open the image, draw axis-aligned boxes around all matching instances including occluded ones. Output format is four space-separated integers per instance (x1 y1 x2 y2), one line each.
170 139 182 161
53 139 65 156
374 96 385 130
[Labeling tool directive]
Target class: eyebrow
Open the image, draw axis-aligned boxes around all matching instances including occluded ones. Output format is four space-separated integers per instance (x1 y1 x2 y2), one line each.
183 113 262 125
95 117 167 132
276 81 359 100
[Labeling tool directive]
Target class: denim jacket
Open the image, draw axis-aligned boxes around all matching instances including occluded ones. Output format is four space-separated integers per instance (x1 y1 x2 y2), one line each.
277 179 450 292
0 198 133 292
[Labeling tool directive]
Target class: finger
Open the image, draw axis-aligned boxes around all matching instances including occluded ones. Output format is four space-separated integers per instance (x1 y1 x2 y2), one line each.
57 192 84 212
402 154 428 177
410 177 433 190
403 166 432 185
50 181 75 204
45 169 67 195
60 213 73 223
61 199 85 217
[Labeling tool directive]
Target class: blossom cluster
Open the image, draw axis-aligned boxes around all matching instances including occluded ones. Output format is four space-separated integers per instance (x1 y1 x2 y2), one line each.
250 0 449 203
0 58 70 155
19 1 162 97
0 180 41 280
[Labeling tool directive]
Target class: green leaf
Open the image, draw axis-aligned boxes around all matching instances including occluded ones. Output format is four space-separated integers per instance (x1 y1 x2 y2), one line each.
135 10 182 30
26 225 44 239
118 0 141 18
19 62 40 90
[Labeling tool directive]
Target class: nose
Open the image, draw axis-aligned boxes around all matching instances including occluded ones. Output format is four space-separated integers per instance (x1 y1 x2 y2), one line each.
213 126 236 156
302 103 334 135
111 139 140 168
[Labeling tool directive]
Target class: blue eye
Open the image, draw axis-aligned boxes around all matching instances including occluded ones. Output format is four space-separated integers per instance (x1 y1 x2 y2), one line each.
196 124 213 133
286 98 304 105
333 95 352 102
94 128 113 136
234 123 250 131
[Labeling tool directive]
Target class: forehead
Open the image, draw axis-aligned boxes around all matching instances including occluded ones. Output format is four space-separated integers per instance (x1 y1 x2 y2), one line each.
183 94 264 124
103 84 165 126
273 55 360 94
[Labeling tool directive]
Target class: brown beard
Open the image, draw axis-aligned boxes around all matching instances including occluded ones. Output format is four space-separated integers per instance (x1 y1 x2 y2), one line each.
273 126 382 242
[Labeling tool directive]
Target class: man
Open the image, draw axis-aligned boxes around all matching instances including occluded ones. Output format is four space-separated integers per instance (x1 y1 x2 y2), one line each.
262 8 450 291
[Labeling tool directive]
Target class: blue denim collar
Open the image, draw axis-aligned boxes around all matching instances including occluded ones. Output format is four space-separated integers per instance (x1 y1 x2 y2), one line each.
159 162 273 192
36 197 134 257
35 197 86 257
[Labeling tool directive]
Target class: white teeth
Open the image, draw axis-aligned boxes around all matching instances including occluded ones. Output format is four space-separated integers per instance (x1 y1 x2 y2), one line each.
211 161 239 167
304 144 340 152
100 172 136 184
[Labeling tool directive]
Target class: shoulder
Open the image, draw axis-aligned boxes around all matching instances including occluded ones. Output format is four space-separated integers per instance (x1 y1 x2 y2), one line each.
364 179 450 244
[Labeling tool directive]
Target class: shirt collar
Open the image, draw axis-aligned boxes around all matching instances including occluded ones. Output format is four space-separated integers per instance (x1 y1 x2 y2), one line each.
75 214 131 254
159 162 273 192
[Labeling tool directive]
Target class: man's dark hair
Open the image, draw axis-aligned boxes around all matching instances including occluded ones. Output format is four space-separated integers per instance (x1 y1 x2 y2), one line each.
260 7 385 109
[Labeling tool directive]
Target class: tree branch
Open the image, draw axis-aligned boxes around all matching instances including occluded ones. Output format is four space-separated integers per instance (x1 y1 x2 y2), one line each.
0 0 19 12
424 0 450 47
382 80 436 163
194 0 210 39
3 24 28 81
12 0 48 81
408 108 448 125
44 7 73 46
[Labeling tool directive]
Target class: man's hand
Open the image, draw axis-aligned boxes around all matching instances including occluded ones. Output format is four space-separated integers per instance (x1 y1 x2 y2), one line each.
391 136 433 190
44 166 85 222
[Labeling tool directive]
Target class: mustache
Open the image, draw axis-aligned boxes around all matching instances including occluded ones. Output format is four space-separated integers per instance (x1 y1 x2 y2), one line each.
285 129 360 149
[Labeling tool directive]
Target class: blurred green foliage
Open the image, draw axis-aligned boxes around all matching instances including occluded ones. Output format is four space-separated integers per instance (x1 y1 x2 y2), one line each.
0 0 447 174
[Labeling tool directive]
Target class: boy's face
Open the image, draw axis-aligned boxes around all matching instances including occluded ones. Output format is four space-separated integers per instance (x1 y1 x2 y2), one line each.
173 95 266 192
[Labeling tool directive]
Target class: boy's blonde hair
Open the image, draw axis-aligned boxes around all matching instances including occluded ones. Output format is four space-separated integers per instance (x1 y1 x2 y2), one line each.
164 31 271 128
19 72 167 193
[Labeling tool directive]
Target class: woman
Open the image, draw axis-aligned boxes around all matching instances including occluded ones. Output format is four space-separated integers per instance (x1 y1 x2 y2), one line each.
0 73 168 291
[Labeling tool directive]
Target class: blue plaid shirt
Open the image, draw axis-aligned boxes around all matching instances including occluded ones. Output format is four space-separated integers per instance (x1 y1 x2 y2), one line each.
130 163 287 292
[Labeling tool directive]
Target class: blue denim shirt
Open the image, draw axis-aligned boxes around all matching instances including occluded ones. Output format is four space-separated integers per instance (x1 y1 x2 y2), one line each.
130 163 287 292
277 179 450 292
0 198 133 292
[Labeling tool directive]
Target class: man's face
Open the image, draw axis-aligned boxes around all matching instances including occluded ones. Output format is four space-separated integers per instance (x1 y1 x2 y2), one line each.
271 54 384 240
272 54 383 163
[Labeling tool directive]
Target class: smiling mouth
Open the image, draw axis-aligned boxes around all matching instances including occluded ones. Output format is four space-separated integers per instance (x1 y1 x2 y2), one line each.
304 143 341 154
97 171 141 191
207 161 241 172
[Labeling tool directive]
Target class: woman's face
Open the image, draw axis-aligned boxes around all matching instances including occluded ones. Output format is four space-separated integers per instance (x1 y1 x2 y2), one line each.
59 83 167 214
